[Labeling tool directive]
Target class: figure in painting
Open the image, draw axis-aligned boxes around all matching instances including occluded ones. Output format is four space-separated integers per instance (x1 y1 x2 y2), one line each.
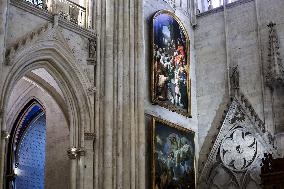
152 11 189 115
154 120 195 189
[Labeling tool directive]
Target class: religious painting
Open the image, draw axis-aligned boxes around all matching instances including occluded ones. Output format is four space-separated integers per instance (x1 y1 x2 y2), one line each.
151 117 196 189
151 10 191 117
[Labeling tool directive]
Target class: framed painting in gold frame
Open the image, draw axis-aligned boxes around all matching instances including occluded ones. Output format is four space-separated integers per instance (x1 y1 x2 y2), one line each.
151 116 196 189
151 10 191 117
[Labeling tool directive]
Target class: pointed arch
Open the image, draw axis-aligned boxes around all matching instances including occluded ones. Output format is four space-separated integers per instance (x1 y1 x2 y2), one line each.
0 29 93 188
5 98 45 188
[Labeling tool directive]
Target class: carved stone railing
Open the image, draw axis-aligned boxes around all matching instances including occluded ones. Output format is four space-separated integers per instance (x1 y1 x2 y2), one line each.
22 0 86 27
162 0 191 17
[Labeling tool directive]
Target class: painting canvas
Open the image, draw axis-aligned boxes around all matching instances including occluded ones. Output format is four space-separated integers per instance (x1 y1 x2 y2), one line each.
151 117 195 189
151 10 191 117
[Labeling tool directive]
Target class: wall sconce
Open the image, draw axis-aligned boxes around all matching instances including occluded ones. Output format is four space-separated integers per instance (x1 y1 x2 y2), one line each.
67 147 85 159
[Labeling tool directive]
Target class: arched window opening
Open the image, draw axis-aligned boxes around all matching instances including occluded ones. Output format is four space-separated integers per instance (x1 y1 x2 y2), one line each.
197 0 240 13
6 99 46 189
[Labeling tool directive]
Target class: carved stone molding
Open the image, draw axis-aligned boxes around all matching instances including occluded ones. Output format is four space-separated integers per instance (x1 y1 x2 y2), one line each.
230 65 240 95
163 0 176 10
1 130 10 140
87 86 96 96
5 23 50 65
87 38 97 66
265 22 284 88
199 92 276 189
84 132 96 141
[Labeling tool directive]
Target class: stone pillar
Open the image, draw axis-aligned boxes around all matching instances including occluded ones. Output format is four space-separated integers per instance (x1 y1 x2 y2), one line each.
84 133 95 189
95 0 145 188
70 159 77 189
0 0 9 187
87 0 94 29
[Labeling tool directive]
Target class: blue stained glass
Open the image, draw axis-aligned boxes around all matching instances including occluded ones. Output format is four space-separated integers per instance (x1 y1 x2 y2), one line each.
14 114 46 189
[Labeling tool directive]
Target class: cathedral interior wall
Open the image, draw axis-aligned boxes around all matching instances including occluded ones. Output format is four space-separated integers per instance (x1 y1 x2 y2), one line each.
143 0 199 181
0 0 284 188
195 0 284 164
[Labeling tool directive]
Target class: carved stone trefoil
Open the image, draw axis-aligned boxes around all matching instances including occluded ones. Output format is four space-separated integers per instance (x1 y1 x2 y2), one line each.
265 22 284 88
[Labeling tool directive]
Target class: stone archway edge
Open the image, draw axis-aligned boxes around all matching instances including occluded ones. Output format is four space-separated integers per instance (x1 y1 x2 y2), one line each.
0 26 93 189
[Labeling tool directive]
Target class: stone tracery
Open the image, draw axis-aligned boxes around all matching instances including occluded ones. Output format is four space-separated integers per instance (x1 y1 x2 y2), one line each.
199 93 275 188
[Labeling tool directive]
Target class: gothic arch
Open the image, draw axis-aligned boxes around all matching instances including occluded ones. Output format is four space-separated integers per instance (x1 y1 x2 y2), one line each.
0 32 93 188
6 96 46 133
5 98 45 189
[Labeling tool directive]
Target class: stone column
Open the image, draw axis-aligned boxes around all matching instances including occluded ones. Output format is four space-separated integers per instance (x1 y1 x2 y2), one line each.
0 0 9 187
87 0 94 29
95 0 145 188
84 133 95 189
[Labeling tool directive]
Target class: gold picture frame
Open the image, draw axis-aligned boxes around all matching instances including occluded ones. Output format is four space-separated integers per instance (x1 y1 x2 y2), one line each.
151 10 191 117
151 116 196 189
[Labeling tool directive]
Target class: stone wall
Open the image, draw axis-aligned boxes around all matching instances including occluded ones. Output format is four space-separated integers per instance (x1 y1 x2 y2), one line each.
195 0 284 176
143 0 199 185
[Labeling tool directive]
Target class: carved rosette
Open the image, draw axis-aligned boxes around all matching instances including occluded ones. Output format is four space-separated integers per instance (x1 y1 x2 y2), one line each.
220 127 257 172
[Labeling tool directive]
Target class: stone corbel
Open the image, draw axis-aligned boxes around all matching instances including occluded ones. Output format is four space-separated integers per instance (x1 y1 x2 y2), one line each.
67 147 86 159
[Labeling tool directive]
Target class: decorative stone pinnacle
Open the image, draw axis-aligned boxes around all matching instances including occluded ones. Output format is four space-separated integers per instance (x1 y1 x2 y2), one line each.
230 65 240 95
265 21 284 88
